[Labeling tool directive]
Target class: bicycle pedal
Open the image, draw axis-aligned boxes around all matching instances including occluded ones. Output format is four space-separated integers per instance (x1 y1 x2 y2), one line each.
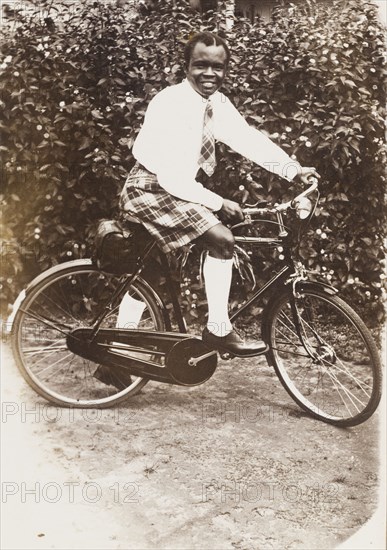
220 352 235 361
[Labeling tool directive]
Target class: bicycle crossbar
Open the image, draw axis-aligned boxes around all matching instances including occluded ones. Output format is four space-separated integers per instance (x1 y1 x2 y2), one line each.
234 236 283 245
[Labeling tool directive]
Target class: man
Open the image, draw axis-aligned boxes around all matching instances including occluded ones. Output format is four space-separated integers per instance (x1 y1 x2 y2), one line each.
119 31 319 356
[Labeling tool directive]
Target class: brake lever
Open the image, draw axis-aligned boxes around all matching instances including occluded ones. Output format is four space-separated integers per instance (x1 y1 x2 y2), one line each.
243 201 269 208
290 179 319 208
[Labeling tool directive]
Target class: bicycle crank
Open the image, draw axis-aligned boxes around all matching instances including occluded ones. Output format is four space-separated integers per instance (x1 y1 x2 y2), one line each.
166 338 218 386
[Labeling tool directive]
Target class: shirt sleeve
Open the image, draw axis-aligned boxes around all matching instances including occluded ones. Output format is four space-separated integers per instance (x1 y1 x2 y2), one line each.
133 91 224 212
156 168 223 212
215 96 302 181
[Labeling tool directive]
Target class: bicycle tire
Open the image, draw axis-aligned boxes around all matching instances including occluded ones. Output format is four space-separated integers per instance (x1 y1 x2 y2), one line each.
263 286 382 426
11 260 166 408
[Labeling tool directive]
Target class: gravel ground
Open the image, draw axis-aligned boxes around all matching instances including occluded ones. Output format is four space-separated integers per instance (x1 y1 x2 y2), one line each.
1 342 385 550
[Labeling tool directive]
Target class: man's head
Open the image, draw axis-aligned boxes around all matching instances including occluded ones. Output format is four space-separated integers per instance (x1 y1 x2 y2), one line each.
184 32 230 98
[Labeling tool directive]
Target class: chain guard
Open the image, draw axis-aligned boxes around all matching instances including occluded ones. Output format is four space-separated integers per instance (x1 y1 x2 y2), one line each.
67 329 217 386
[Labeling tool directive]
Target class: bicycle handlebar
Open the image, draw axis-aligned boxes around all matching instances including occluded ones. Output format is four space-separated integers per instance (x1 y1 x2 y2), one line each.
242 178 319 216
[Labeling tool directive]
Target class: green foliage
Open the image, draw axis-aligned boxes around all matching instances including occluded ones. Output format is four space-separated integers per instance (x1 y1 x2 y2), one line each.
220 0 387 323
1 0 386 323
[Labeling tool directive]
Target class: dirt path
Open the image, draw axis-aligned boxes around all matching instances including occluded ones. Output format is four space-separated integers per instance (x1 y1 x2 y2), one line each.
1 342 385 550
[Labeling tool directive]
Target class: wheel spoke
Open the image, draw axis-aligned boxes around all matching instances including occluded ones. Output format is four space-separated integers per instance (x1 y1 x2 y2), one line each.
27 346 69 366
22 344 68 356
13 265 164 407
322 355 372 394
269 289 381 426
296 311 373 398
277 312 301 342
37 287 80 326
270 345 310 358
18 307 72 335
31 352 75 376
319 360 366 410
38 353 79 383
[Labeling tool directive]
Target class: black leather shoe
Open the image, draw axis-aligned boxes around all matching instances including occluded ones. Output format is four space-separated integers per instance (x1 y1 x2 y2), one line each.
94 365 133 391
202 327 268 357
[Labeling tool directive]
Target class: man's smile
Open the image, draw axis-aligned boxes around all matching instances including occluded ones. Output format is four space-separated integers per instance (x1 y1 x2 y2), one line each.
201 81 217 89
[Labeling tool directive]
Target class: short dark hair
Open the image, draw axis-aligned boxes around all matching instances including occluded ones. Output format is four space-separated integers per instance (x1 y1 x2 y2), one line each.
184 32 230 68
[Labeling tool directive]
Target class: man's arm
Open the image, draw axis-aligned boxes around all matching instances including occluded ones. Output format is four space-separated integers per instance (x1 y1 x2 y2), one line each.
156 166 223 212
216 96 318 183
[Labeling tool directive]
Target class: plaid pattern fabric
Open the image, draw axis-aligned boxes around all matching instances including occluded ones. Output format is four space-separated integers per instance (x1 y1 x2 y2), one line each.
198 100 216 177
119 163 220 253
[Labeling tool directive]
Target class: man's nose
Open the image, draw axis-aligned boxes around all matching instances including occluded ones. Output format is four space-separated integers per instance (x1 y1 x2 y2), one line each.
203 65 215 75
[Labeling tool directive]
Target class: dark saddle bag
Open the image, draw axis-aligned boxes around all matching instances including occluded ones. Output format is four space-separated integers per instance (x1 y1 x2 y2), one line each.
92 219 152 275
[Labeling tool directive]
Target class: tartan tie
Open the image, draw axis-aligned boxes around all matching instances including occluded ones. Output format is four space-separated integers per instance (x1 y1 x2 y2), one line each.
199 100 216 177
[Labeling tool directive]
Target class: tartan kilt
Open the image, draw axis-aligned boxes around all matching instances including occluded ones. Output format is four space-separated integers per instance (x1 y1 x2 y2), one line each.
119 163 220 253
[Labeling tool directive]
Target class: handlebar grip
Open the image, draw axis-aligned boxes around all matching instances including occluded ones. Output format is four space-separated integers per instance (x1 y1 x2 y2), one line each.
308 176 319 186
241 179 319 216
294 179 319 201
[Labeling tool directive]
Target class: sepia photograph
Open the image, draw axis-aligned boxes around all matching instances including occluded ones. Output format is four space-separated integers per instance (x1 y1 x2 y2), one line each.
1 0 386 548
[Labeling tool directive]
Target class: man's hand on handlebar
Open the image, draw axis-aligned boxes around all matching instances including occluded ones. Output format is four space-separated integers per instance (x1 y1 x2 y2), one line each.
218 169 319 221
297 167 320 186
219 198 244 222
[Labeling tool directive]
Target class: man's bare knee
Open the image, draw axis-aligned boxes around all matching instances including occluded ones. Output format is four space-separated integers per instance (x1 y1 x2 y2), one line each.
201 225 235 259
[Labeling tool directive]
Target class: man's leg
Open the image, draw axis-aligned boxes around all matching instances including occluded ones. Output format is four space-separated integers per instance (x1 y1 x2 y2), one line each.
200 224 267 356
201 224 234 337
94 293 146 390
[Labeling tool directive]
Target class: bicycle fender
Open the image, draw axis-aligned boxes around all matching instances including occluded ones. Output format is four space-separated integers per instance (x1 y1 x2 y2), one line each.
261 279 338 345
275 279 338 299
297 279 338 296
25 259 95 294
6 259 172 333
6 260 92 334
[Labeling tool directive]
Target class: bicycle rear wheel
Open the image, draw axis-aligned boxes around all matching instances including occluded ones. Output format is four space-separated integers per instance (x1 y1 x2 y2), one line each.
264 286 382 426
11 260 165 408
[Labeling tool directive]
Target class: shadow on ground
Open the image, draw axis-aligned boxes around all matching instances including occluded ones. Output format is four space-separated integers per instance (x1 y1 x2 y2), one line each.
1 344 382 549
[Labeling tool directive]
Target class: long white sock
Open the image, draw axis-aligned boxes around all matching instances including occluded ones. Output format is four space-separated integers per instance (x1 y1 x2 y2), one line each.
116 293 146 329
112 293 146 357
203 254 233 337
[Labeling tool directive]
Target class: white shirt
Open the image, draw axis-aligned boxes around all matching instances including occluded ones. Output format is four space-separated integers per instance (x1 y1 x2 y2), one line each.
133 79 301 212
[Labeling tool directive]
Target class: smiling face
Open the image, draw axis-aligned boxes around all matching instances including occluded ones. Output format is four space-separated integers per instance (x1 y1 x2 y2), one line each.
186 41 228 98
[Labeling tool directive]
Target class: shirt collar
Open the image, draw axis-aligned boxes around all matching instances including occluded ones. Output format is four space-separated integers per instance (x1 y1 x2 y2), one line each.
181 78 216 103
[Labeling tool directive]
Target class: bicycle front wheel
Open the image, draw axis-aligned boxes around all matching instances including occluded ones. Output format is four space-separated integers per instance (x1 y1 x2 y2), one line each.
264 286 382 426
11 260 166 408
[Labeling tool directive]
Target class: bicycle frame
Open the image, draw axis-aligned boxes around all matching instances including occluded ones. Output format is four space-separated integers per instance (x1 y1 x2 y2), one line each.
89 239 187 338
230 264 291 323
87 180 325 352
88 220 300 346
12 177 382 423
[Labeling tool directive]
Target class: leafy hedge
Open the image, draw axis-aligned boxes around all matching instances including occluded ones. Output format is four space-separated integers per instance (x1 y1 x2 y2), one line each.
1 0 386 324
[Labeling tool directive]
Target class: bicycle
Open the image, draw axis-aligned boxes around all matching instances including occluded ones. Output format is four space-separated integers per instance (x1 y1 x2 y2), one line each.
9 180 382 427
